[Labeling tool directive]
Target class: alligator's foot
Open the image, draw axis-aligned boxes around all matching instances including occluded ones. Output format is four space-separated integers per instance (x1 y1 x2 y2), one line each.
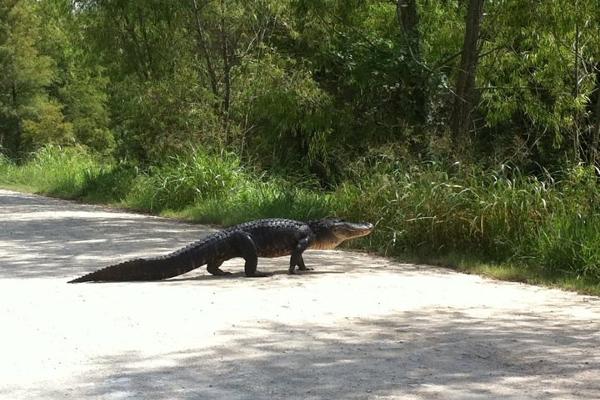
288 267 313 274
246 270 272 278
207 265 232 276
295 269 314 274
212 269 232 276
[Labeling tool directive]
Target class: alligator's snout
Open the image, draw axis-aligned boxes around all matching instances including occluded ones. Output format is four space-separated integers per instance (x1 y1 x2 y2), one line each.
307 218 373 250
336 221 374 239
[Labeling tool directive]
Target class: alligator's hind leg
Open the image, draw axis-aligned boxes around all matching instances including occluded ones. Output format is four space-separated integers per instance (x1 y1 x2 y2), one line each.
206 261 231 276
296 255 313 272
232 232 270 277
289 236 312 274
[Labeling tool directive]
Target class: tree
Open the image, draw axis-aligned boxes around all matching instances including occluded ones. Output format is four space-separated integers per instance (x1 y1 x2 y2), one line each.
591 63 600 166
37 0 113 152
397 0 420 61
451 0 485 145
0 0 68 157
396 0 427 124
473 0 600 168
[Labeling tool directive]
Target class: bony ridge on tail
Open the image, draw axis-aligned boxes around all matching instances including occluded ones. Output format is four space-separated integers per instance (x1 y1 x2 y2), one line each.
68 218 374 283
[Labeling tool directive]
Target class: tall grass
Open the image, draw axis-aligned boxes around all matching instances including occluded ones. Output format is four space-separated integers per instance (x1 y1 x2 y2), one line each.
0 145 335 221
1 145 599 288
337 159 600 281
0 145 100 198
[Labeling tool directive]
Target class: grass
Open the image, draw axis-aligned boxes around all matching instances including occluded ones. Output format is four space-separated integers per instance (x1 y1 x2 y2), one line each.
0 146 101 197
1 145 599 296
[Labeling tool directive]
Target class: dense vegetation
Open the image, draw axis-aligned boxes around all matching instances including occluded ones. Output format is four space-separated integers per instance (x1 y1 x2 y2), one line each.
1 1 599 292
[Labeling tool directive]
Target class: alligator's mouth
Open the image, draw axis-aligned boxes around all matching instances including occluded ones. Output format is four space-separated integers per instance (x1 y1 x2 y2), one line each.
310 219 374 250
332 221 374 241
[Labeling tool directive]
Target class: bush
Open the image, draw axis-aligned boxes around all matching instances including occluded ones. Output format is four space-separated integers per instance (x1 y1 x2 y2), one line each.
124 150 248 212
337 158 600 279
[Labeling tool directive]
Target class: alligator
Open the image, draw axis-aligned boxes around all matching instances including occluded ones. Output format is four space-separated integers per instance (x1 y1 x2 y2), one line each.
68 218 373 283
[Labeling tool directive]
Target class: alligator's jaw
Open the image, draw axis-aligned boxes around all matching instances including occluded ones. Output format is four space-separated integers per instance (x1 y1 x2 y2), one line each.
309 220 374 250
336 222 374 239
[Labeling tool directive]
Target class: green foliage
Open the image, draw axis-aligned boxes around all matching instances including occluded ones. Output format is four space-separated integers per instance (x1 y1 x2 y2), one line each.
36 0 115 153
59 72 114 152
110 75 220 163
233 51 335 171
21 96 74 148
0 0 60 156
285 0 431 144
124 150 247 212
1 0 599 171
0 145 99 197
0 0 115 156
478 0 600 164
337 157 600 281
536 214 600 280
78 164 138 203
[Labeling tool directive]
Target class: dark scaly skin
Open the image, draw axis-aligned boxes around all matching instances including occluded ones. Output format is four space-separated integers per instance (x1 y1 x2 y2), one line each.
68 218 373 283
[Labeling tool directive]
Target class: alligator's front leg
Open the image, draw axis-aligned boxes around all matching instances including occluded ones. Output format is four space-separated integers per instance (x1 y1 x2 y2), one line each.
207 261 231 276
232 232 271 277
289 236 312 274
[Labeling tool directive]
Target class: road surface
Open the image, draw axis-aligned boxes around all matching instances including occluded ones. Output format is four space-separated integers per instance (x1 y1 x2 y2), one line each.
0 189 599 399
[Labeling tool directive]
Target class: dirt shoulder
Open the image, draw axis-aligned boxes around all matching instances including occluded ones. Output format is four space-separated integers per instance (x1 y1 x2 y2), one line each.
1 189 599 400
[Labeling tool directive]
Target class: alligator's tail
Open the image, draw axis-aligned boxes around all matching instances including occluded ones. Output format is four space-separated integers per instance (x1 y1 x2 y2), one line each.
68 242 208 283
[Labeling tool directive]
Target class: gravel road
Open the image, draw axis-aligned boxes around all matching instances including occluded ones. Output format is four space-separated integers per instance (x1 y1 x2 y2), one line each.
1 188 599 399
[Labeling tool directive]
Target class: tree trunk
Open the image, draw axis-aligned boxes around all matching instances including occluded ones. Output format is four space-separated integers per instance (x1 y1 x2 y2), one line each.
219 0 230 118
573 15 581 161
591 64 600 167
397 0 421 60
397 0 427 123
191 0 219 99
121 12 151 80
218 0 232 140
451 0 485 144
11 82 21 157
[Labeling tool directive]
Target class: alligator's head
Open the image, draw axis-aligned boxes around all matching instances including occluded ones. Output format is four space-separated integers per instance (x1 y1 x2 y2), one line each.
308 218 374 250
